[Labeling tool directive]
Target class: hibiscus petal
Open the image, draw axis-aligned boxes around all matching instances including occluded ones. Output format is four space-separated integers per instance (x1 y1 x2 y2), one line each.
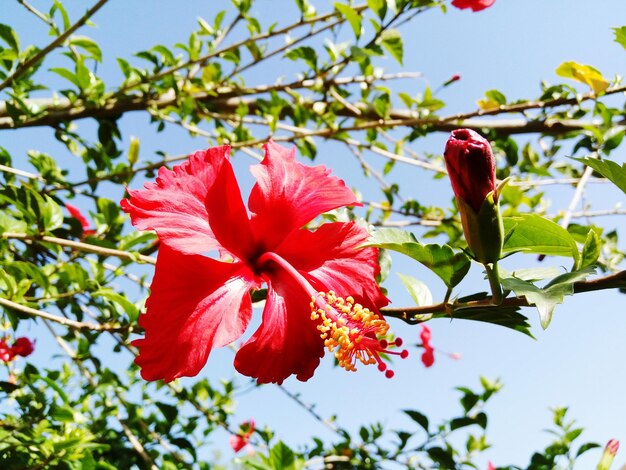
121 146 251 257
234 267 324 384
276 222 388 310
134 245 258 382
248 141 361 250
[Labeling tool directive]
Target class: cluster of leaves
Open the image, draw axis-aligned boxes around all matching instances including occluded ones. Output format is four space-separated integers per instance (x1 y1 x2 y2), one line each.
240 379 602 469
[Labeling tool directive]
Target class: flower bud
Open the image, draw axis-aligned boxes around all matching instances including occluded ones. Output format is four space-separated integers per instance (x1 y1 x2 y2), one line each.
597 439 619 470
444 129 503 264
444 129 496 213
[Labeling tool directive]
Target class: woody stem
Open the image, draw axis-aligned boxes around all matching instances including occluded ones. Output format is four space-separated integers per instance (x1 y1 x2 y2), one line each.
484 262 503 306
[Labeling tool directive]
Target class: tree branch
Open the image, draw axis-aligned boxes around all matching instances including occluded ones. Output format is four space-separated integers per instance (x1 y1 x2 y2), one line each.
2 233 157 264
0 296 122 331
381 270 626 323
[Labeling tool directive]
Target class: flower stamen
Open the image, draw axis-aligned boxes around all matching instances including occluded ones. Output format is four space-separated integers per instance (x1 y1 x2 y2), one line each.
310 291 408 378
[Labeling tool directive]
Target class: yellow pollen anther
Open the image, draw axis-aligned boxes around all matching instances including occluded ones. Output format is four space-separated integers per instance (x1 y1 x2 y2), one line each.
309 291 403 375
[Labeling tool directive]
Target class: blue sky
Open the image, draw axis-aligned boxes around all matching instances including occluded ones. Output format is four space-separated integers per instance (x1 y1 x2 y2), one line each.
4 0 626 467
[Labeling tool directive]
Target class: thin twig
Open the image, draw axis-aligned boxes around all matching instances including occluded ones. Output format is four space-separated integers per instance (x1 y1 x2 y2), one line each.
16 0 55 27
275 384 340 435
559 165 594 229
0 0 109 92
0 296 121 331
2 233 156 264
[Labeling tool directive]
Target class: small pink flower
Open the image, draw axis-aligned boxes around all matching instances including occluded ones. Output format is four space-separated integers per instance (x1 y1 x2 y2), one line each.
419 325 435 368
487 461 496 470
421 347 435 368
230 420 255 453
0 339 15 362
451 0 495 12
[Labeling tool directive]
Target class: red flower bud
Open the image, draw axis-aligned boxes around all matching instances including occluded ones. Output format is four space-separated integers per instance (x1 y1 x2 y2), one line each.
451 0 496 12
444 129 496 214
12 337 35 357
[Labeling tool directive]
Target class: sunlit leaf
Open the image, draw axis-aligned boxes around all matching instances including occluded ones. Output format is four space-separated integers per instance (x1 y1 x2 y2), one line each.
556 61 609 93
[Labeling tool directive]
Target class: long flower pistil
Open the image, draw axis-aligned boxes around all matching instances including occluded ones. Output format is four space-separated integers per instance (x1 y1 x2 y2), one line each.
256 251 406 378
310 291 408 378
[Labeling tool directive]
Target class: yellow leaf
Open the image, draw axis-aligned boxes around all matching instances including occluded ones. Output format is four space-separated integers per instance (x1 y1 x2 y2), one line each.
476 98 500 111
555 61 610 93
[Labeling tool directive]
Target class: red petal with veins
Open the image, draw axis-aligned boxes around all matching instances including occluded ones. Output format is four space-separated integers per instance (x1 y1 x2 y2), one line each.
203 152 256 260
121 146 239 256
248 141 361 251
276 222 388 310
234 267 324 384
133 245 259 382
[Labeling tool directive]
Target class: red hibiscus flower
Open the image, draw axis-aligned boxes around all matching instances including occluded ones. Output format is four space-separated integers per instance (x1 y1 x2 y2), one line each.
122 141 406 384
229 420 255 453
66 203 96 236
451 0 496 12
11 337 35 357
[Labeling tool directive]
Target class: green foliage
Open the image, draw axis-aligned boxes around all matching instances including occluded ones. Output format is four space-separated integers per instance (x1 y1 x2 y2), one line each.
367 227 471 288
574 156 626 195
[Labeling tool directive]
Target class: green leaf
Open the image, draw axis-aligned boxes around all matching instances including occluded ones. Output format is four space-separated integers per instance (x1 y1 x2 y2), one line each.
613 26 626 51
573 155 626 194
269 441 298 470
581 229 601 268
397 273 432 306
503 214 580 266
365 228 470 288
380 29 403 65
442 292 533 337
501 267 595 329
284 46 317 70
69 36 102 62
477 89 507 110
334 3 362 38
94 288 139 322
403 409 429 432
43 194 64 231
50 67 81 88
0 24 20 52
556 61 609 93
367 0 387 19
